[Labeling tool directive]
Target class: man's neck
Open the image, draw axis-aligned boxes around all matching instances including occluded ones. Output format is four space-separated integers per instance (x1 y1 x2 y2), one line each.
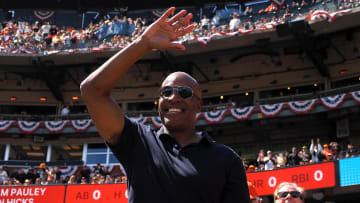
164 128 202 147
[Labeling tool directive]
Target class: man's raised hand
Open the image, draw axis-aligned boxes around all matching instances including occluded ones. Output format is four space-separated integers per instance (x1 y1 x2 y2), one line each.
140 7 195 51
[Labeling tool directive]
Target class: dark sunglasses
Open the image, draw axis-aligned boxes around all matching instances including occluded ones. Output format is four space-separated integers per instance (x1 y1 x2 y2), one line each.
277 191 301 199
160 86 197 99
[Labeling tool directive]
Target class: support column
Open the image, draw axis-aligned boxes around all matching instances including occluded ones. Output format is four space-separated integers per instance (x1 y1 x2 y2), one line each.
46 144 52 162
82 143 88 165
4 144 10 161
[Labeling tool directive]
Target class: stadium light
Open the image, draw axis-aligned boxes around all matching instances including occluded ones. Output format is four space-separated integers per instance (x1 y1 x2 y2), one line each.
26 152 44 157
339 69 346 74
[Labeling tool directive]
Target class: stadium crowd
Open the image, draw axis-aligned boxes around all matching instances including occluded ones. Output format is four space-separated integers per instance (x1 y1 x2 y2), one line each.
0 163 127 186
0 138 358 186
0 0 357 54
244 138 359 172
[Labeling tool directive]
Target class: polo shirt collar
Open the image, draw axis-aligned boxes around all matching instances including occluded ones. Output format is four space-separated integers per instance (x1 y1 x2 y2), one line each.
156 126 214 147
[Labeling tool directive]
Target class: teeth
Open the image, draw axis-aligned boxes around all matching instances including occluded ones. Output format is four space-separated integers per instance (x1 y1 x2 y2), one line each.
168 108 182 112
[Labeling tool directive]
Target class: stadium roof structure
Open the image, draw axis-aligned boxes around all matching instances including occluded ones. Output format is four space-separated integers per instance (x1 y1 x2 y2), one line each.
0 0 247 11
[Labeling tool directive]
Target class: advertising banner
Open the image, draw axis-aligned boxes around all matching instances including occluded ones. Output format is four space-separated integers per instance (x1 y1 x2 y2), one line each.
246 162 336 196
65 184 128 203
0 185 65 203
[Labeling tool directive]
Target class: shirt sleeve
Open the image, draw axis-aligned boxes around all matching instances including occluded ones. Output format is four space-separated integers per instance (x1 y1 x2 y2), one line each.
106 116 141 167
222 155 250 203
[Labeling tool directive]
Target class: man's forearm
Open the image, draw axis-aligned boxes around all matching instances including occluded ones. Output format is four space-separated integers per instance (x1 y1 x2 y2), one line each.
81 37 150 97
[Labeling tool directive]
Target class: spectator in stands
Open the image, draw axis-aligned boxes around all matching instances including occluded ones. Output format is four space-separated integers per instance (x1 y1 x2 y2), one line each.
310 138 324 163
275 152 287 168
80 7 250 203
345 143 358 158
274 182 304 203
329 141 341 160
55 167 62 183
200 15 210 30
34 177 41 185
301 145 311 164
94 163 104 175
24 179 31 186
248 165 257 172
322 144 332 161
287 146 300 166
243 157 249 169
0 167 8 185
257 149 265 166
80 165 91 183
258 163 265 171
264 150 276 170
67 175 76 184
229 12 241 32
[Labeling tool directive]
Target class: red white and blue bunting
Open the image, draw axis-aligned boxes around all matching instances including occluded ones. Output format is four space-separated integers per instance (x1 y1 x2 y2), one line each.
44 120 69 133
287 99 317 114
229 106 255 120
57 164 126 178
258 103 285 117
319 93 347 109
59 166 81 178
309 9 352 23
71 120 92 132
17 121 42 134
1 91 359 133
33 11 55 21
350 91 360 104
203 109 227 124
0 120 15 132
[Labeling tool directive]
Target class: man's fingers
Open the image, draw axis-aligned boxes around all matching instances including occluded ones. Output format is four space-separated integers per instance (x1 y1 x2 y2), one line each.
159 7 176 22
168 42 186 51
167 9 187 25
172 13 193 30
176 24 195 37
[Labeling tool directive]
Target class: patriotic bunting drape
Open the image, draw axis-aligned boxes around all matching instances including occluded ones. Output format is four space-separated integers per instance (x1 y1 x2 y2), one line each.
58 164 126 178
1 91 359 133
70 120 92 132
319 93 347 109
258 103 285 117
0 120 15 132
288 99 317 114
350 91 360 104
44 120 69 133
203 109 227 124
229 106 255 120
17 121 42 134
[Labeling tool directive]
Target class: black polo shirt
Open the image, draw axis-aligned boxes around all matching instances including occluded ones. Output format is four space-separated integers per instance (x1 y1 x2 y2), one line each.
108 117 250 203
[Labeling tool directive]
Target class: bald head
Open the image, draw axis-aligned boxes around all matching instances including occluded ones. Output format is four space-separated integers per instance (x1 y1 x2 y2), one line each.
161 72 202 99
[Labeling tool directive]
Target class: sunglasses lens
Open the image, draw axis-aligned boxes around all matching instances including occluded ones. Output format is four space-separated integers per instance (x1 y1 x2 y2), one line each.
279 192 289 198
278 191 301 198
178 87 193 99
290 192 300 198
161 86 174 97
